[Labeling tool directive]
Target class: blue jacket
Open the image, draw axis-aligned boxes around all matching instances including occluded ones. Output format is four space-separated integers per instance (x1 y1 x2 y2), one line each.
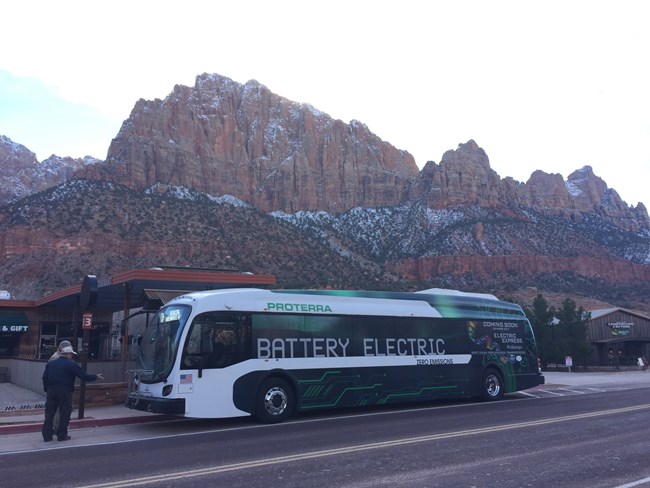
42 357 98 393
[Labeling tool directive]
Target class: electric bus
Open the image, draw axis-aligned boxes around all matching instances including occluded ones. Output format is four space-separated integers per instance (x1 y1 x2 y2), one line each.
125 288 544 423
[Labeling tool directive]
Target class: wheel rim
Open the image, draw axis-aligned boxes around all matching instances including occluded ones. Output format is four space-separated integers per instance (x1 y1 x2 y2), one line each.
485 373 501 397
263 387 288 416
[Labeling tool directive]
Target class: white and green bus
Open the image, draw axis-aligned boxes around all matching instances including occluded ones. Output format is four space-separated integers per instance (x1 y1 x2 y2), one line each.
126 288 544 423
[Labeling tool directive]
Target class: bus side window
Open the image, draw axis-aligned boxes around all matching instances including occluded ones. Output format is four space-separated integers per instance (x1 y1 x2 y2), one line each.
212 328 237 367
183 320 214 368
181 313 252 369
185 324 202 355
212 314 251 368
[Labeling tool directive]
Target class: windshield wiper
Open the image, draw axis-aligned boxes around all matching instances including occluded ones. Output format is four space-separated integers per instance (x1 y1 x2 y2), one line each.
135 368 168 384
150 370 167 384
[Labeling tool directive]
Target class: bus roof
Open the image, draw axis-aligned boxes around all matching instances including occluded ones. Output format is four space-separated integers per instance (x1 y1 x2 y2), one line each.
415 288 499 301
167 288 526 321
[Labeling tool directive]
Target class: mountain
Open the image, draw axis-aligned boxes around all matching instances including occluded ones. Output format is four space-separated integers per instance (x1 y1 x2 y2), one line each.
1 73 649 312
0 135 101 205
79 74 418 213
416 141 648 232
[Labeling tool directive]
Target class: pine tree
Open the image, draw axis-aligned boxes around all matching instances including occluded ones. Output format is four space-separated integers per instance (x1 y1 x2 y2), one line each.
524 294 559 368
555 298 593 368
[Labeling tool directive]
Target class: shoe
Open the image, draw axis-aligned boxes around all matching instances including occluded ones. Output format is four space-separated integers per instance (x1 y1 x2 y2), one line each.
58 435 71 442
44 438 53 442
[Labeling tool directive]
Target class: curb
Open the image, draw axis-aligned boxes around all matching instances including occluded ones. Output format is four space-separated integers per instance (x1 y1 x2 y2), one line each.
0 414 177 435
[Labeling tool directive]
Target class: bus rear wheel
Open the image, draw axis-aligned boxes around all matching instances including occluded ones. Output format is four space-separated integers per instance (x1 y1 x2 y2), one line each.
481 368 504 401
255 378 294 423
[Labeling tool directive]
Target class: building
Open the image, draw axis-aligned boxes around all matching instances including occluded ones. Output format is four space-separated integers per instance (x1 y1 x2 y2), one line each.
0 267 275 396
587 308 650 367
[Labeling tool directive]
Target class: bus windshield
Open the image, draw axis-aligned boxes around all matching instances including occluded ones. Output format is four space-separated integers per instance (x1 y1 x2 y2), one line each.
138 304 191 380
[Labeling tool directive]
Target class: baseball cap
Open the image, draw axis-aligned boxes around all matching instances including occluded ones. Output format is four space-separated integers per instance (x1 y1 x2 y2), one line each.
61 346 78 355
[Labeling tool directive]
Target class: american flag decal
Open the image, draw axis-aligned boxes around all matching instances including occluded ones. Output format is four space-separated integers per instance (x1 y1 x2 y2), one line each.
180 374 192 384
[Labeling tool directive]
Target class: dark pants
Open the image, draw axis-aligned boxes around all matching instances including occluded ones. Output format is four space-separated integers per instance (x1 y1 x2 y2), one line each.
42 386 72 440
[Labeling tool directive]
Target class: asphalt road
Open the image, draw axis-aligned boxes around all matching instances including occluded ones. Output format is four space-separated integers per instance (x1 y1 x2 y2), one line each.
2 375 650 488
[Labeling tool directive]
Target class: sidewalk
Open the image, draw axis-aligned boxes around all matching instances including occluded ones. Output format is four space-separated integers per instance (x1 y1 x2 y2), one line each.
541 369 650 387
0 383 174 435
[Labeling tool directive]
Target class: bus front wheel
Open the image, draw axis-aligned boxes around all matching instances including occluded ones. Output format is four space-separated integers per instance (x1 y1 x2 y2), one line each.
255 378 295 423
481 369 504 401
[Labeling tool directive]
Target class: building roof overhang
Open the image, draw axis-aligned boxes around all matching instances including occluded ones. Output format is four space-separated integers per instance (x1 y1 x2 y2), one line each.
589 307 650 321
0 268 276 313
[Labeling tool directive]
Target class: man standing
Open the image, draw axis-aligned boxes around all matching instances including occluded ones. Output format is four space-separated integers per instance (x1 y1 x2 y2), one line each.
49 340 72 361
48 340 72 437
41 345 104 442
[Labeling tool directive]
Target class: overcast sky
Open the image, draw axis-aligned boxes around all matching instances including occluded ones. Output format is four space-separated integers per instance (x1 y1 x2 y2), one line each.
1 0 648 207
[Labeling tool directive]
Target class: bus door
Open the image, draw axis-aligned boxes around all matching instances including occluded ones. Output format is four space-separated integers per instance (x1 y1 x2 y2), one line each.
179 312 251 417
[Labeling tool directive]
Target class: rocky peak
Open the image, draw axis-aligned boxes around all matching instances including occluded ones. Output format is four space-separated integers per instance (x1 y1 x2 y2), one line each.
80 73 419 213
0 135 100 205
0 135 38 202
412 141 648 231
566 165 630 214
0 135 37 169
33 155 101 192
439 139 490 170
415 140 514 209
518 165 649 231
522 170 572 210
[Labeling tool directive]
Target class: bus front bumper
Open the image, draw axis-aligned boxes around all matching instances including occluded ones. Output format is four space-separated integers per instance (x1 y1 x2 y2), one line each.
125 395 186 415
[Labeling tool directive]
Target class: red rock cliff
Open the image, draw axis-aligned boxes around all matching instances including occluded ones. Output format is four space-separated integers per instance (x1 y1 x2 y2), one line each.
80 74 419 213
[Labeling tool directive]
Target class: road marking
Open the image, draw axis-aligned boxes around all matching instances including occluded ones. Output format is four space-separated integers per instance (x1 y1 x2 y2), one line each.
613 476 650 488
78 403 650 488
535 389 564 396
557 388 586 394
516 390 537 397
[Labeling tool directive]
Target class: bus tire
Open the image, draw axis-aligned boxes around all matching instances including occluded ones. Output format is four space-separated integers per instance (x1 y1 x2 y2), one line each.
481 368 504 401
254 377 295 423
